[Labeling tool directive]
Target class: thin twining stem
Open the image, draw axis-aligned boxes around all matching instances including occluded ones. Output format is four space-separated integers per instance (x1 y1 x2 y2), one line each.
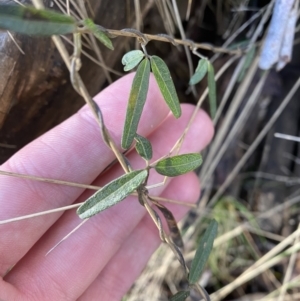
0 170 196 208
103 28 243 55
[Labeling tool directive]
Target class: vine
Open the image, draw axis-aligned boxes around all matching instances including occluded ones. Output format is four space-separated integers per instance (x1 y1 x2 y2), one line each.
0 4 219 300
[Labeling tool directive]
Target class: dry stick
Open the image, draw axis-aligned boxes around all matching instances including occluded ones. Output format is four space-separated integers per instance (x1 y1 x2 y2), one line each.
209 76 300 206
275 132 300 143
259 0 296 70
185 0 192 20
200 0 275 179
166 0 180 34
134 0 142 50
156 0 175 35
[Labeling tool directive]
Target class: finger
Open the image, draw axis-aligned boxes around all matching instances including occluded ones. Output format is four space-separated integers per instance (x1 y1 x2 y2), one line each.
4 107 213 301
78 172 200 301
0 73 170 275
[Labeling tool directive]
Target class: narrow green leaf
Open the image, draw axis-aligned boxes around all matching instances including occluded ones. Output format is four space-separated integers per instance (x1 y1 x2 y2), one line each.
150 55 181 118
155 153 202 177
207 61 217 119
83 18 113 50
189 219 218 284
134 134 153 160
122 50 145 71
77 170 148 219
169 290 190 301
238 46 256 82
189 59 208 85
122 58 151 149
0 5 76 36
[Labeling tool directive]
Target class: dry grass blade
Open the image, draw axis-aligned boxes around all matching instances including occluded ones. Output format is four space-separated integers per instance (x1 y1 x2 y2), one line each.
277 223 300 301
211 241 300 301
46 219 89 255
210 76 300 205
0 204 81 225
201 68 269 187
201 0 275 181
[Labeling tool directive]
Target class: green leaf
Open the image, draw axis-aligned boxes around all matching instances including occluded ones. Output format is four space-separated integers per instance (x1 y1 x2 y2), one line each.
169 290 190 301
77 170 148 219
150 55 181 118
154 153 202 177
238 46 256 82
207 61 217 119
83 18 113 50
122 50 145 71
189 59 208 85
122 58 151 149
0 4 76 36
134 134 153 160
189 219 218 284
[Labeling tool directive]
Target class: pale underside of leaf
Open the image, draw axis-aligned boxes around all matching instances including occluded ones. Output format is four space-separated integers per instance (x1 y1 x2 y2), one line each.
122 50 145 71
207 62 217 119
150 55 181 118
134 134 153 160
121 58 151 150
155 153 202 177
83 18 114 50
0 5 76 36
189 219 218 284
189 58 208 85
77 169 148 219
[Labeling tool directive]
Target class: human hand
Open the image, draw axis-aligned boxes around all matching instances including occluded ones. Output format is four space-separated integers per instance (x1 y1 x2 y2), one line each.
0 74 213 301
